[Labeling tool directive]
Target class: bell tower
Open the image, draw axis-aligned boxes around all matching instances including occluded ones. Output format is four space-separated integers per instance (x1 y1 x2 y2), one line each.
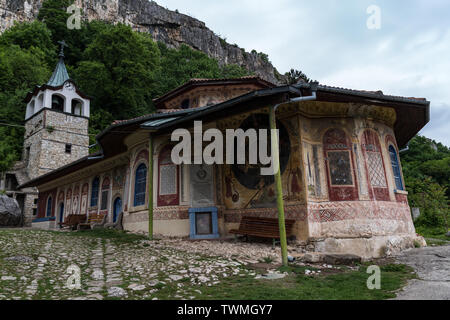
23 41 91 180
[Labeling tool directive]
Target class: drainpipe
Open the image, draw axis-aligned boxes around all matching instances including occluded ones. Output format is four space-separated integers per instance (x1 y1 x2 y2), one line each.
399 143 409 153
270 81 318 266
148 134 154 240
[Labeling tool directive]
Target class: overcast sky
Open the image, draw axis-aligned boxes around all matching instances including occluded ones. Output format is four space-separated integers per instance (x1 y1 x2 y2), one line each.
158 0 449 146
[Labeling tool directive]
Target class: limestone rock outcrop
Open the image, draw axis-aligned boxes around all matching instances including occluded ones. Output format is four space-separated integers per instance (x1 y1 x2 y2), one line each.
0 0 282 83
0 195 22 226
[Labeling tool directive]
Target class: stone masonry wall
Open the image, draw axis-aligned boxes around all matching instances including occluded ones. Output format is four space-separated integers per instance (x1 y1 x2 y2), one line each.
24 109 89 179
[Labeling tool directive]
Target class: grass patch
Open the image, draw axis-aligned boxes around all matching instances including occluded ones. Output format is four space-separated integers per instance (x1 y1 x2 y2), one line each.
196 264 415 300
426 238 449 246
416 226 449 241
278 265 320 275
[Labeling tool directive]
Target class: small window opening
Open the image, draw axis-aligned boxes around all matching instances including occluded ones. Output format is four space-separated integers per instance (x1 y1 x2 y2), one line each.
181 99 190 109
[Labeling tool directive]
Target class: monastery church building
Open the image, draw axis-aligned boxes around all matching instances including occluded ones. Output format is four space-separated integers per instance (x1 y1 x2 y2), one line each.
7 47 430 258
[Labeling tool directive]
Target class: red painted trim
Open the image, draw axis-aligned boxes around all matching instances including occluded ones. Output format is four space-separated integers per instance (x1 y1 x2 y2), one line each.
102 177 110 189
385 134 399 151
134 149 149 167
37 188 57 218
361 130 390 201
82 183 89 195
58 191 65 202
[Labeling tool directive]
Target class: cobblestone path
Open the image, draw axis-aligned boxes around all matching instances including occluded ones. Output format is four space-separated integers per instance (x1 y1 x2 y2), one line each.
0 229 266 300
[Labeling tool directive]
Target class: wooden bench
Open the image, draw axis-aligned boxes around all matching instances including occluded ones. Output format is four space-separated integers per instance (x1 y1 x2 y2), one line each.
229 216 296 244
59 214 87 230
78 213 107 230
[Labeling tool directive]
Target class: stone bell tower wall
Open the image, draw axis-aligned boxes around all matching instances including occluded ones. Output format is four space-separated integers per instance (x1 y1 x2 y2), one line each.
23 108 89 180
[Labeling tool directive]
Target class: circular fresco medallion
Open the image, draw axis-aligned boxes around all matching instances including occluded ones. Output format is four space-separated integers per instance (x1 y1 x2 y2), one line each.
231 113 291 190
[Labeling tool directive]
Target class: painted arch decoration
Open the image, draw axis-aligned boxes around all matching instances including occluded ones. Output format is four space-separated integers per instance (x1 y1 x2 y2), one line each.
361 130 390 201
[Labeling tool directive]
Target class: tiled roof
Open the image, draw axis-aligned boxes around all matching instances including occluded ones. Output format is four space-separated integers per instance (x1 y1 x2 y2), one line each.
153 76 276 106
315 84 427 104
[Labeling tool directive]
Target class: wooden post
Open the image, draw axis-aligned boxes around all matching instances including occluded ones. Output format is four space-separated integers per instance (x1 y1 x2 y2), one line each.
148 134 154 240
269 105 289 266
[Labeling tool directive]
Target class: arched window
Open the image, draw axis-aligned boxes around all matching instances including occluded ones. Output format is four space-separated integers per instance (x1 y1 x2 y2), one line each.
90 177 100 207
72 100 83 116
37 94 44 109
46 196 53 217
100 178 110 211
27 100 35 118
389 145 404 190
134 163 147 206
51 94 64 112
181 99 190 109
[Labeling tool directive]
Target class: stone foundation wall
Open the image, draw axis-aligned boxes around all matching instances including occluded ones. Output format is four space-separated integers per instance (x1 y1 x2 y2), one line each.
312 234 420 259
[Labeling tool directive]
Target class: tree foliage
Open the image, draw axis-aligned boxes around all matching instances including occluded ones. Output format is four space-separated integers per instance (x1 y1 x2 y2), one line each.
283 68 311 85
401 136 450 231
0 44 50 171
73 23 160 120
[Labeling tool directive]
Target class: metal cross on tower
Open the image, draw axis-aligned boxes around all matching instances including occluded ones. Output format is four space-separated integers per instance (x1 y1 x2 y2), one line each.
58 40 68 57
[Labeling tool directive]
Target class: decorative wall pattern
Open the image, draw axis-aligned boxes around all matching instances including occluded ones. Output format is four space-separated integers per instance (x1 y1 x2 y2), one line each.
223 205 308 223
308 201 412 223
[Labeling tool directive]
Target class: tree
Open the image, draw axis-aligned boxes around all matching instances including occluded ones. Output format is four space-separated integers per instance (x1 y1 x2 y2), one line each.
0 45 50 171
73 23 160 121
37 0 74 44
155 43 221 96
402 135 450 198
220 64 250 78
283 69 310 85
0 21 56 66
407 177 448 231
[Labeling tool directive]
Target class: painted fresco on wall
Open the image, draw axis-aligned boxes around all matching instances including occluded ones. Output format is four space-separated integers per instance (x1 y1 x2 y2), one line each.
221 111 304 210
72 186 80 215
81 183 89 215
58 191 64 204
113 166 126 189
361 130 390 201
327 151 353 185
230 114 291 191
65 189 72 216
323 128 359 201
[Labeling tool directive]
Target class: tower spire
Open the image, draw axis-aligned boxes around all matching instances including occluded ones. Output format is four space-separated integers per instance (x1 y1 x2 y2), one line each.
57 40 68 58
47 40 70 87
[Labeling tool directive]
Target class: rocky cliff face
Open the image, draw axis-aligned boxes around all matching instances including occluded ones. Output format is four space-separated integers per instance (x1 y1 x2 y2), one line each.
0 0 282 83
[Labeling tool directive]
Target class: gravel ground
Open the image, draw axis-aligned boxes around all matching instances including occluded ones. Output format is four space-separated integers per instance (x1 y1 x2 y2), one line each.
393 243 450 300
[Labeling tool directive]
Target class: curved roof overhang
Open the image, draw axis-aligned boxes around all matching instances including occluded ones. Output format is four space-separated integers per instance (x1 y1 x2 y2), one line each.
19 84 429 189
